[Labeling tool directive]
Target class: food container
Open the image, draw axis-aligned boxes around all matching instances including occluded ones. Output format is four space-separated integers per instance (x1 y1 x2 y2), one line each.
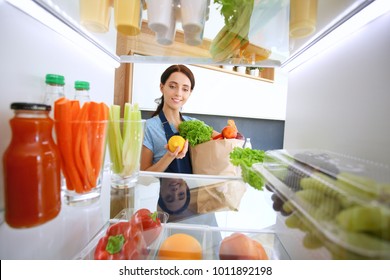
74 208 169 260
76 210 289 260
253 149 390 259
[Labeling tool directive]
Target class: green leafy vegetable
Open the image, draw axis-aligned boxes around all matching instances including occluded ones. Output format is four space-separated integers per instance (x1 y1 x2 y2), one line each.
230 147 265 190
179 120 213 147
230 147 265 167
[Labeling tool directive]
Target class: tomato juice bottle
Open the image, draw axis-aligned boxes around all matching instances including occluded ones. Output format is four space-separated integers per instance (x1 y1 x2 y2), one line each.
3 103 61 228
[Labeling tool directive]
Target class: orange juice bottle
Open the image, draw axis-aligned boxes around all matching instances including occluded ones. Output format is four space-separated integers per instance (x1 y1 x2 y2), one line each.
3 103 61 228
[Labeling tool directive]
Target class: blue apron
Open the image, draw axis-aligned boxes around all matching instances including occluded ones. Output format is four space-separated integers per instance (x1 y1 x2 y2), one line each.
159 111 193 174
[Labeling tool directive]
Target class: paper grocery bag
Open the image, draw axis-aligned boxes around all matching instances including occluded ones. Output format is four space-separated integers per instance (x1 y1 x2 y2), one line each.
190 139 244 176
195 180 247 214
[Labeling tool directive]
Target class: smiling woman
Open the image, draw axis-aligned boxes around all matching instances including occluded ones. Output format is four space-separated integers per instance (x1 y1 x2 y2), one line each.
140 65 219 174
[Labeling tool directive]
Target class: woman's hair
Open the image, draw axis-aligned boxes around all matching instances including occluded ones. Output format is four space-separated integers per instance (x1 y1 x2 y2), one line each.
152 64 195 117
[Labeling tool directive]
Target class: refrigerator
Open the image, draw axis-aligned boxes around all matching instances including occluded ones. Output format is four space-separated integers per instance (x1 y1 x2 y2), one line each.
1 0 389 261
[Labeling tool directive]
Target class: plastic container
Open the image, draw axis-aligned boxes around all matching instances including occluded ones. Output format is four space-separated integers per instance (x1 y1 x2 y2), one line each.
253 149 390 259
75 208 169 260
76 209 289 260
3 103 61 228
74 80 91 106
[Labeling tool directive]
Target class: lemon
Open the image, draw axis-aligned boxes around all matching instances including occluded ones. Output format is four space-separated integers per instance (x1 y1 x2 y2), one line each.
168 135 185 153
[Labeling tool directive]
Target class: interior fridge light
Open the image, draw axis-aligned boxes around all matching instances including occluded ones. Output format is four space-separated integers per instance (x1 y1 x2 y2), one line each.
5 0 120 69
282 0 390 72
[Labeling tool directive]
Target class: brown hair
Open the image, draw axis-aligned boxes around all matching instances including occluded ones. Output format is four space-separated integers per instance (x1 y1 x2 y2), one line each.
152 65 195 117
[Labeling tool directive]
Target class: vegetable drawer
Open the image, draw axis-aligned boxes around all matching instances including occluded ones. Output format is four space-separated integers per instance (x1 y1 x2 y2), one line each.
75 209 290 260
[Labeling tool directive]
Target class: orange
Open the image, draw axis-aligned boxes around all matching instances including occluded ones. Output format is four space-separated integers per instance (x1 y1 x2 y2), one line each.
168 135 185 153
157 233 202 260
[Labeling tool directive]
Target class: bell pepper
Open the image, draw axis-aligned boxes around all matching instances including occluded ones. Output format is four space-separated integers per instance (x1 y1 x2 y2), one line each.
94 221 147 260
131 208 163 246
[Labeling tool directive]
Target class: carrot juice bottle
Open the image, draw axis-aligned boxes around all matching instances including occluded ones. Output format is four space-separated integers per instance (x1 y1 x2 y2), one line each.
3 103 61 228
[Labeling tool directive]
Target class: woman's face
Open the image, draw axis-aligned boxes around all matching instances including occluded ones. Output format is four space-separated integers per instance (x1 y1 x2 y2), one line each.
160 72 192 110
160 178 187 212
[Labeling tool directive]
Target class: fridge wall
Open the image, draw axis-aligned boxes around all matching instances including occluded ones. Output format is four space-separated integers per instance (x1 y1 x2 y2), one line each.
0 0 116 213
284 10 390 166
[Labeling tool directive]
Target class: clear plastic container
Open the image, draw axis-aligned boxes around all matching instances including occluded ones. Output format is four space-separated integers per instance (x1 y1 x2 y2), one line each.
253 149 390 259
75 209 289 260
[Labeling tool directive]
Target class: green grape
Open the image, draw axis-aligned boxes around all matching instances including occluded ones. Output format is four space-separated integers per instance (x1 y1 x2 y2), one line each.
336 205 390 233
300 174 352 208
302 232 323 249
282 200 294 214
284 213 301 229
311 197 342 221
336 172 379 201
295 189 325 206
341 230 390 255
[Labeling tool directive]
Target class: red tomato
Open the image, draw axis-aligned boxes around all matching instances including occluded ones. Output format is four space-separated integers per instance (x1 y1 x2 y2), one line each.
131 208 162 246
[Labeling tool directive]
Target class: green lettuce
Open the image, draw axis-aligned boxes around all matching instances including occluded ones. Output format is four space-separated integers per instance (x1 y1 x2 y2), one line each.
178 120 213 147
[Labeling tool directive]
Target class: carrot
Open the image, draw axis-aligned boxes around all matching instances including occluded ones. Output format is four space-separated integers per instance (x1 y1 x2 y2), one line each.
213 133 223 140
55 98 109 194
73 102 94 192
89 102 109 184
54 98 83 191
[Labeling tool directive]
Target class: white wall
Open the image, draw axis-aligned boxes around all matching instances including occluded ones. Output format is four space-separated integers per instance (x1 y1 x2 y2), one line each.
0 1 116 211
284 11 390 166
132 64 288 120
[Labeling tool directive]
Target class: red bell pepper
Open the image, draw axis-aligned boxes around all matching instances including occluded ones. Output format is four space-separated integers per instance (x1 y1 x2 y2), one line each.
131 208 163 246
94 221 147 260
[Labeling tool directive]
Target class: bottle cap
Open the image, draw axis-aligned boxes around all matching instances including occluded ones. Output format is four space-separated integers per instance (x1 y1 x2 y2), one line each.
11 102 51 111
74 80 90 90
45 74 65 86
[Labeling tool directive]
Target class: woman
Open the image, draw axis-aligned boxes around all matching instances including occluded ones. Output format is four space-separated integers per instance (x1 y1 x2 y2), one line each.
141 64 216 173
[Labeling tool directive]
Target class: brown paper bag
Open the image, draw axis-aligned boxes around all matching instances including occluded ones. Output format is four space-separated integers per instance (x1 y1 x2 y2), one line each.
195 180 247 214
190 139 244 176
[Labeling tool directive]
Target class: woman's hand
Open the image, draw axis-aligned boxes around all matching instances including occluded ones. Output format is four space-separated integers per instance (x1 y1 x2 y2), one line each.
165 139 189 159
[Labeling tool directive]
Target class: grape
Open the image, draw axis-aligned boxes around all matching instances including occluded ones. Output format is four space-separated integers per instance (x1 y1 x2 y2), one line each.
302 232 323 249
284 213 300 229
300 175 352 208
336 205 390 232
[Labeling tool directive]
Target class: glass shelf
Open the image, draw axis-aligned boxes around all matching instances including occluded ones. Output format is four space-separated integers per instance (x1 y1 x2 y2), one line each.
31 0 290 67
24 0 372 68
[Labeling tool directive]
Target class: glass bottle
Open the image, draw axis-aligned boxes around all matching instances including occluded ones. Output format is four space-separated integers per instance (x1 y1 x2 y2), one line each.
244 138 252 149
3 103 61 228
44 74 65 116
74 80 91 106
